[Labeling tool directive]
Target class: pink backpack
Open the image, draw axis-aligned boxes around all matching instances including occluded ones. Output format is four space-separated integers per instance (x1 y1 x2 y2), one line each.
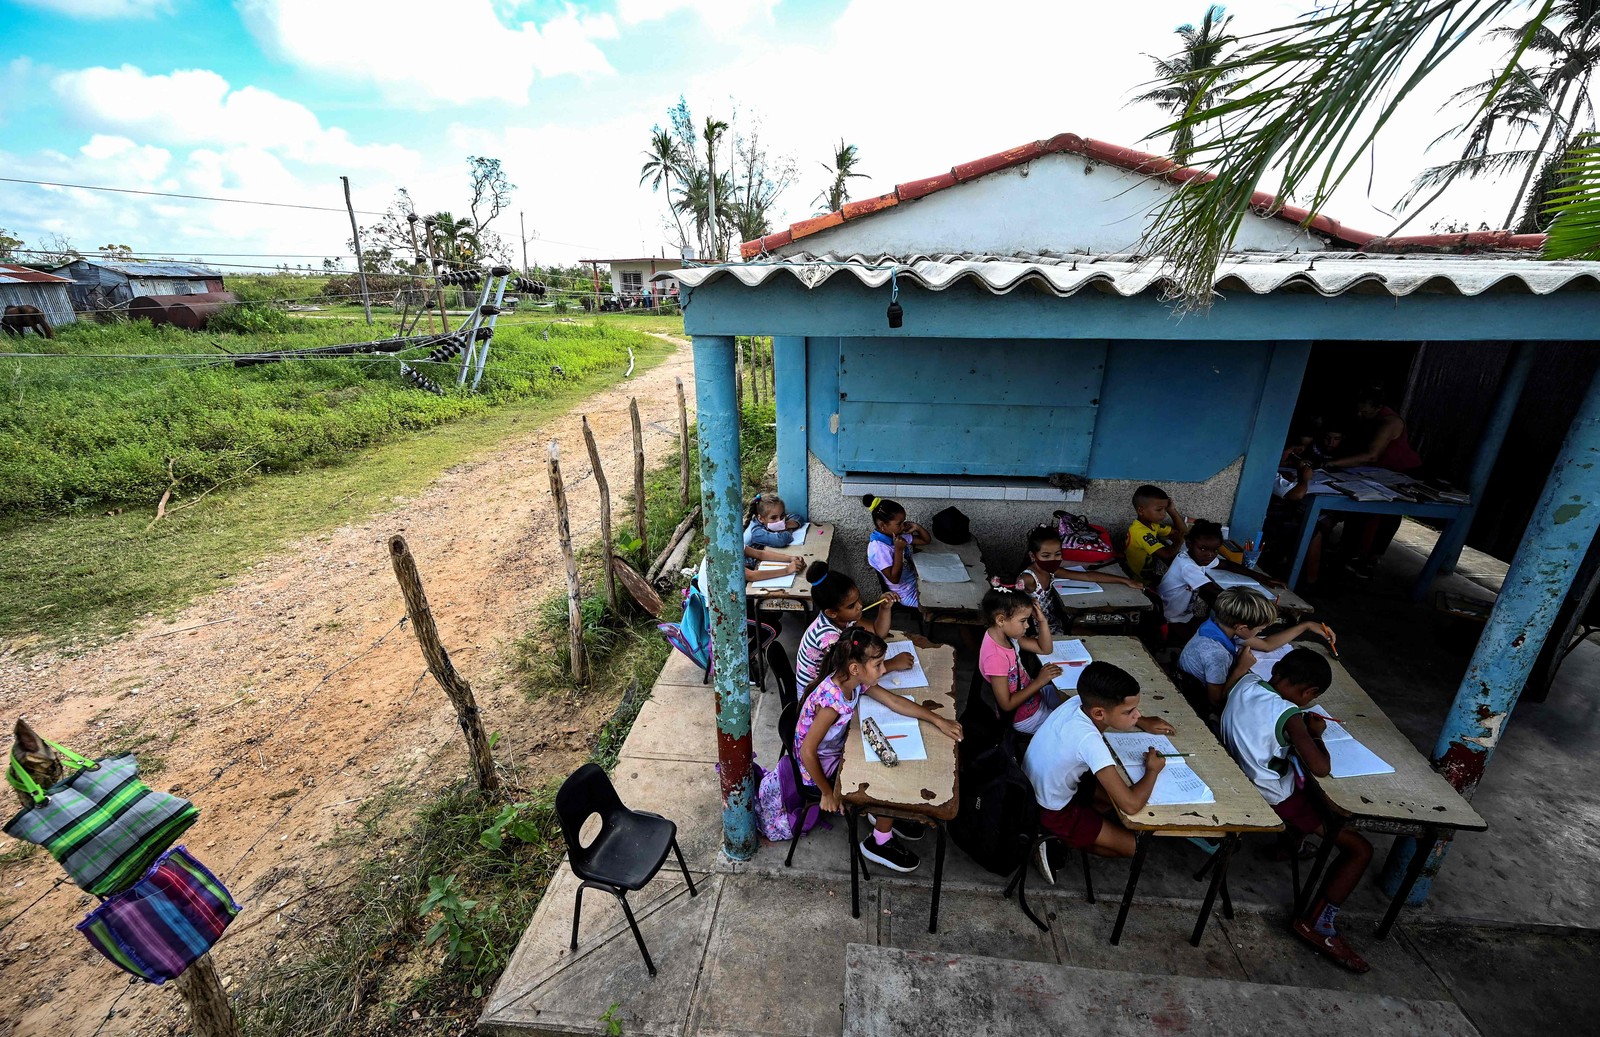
1053 510 1115 564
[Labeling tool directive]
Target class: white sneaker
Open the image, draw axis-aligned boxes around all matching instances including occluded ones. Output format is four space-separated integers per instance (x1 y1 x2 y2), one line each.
1033 841 1055 886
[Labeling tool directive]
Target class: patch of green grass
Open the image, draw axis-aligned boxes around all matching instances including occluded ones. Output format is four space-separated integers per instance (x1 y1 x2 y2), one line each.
0 336 674 648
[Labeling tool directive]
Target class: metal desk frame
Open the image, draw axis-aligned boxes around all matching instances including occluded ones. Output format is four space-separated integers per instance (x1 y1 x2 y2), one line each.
1287 496 1472 602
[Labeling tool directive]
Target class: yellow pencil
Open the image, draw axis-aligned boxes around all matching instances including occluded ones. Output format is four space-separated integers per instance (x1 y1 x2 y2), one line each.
861 595 893 612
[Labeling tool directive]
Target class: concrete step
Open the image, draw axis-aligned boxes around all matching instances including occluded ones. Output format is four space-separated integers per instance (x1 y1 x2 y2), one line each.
841 943 1482 1037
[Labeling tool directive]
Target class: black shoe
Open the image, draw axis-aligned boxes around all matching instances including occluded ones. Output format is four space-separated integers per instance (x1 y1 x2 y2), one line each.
866 812 924 841
860 835 920 873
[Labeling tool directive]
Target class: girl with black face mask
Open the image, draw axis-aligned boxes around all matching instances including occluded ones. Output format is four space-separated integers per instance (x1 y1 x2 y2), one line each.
1015 524 1145 635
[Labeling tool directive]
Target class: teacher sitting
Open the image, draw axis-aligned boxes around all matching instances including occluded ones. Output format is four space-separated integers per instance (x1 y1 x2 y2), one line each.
1325 385 1424 578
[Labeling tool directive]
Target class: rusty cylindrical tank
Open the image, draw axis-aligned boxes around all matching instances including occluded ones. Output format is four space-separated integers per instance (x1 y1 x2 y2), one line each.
126 292 239 330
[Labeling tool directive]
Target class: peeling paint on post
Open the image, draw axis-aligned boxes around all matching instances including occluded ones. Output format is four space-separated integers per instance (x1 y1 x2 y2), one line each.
1382 363 1600 903
692 334 758 861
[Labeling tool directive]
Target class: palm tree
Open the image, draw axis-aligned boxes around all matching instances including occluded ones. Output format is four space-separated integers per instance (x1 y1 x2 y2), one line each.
1137 0 1600 306
703 116 730 259
640 126 690 249
426 212 478 266
1131 5 1239 165
814 140 868 214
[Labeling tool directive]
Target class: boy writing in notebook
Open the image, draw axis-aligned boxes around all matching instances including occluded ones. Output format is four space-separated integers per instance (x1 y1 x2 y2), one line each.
1219 648 1374 973
1125 485 1188 584
1021 662 1175 884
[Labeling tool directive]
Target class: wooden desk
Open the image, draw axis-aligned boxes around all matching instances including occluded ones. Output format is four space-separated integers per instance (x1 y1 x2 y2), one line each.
1052 578 1154 633
1079 636 1282 946
913 537 988 627
837 634 959 932
746 522 834 612
1291 646 1488 938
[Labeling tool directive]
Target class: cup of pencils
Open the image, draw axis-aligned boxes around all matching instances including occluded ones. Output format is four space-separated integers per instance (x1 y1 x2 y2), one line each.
1242 532 1264 570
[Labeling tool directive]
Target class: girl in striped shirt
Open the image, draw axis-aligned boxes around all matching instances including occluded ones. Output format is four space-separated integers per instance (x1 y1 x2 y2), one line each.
794 561 912 692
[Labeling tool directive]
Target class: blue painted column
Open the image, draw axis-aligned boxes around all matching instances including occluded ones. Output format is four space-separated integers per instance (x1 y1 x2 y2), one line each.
1434 343 1533 574
1381 360 1600 902
773 336 808 518
692 334 757 861
1228 342 1313 543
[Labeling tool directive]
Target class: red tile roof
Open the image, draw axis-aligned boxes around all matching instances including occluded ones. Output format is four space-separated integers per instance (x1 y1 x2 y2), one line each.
738 133 1543 260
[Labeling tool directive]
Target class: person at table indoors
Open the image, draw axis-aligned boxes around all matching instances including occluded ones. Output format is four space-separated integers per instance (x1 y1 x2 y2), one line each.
1125 485 1188 584
1263 458 1329 584
979 587 1065 736
1156 520 1285 641
744 493 802 549
864 495 930 607
1020 662 1176 885
1220 648 1373 973
1325 385 1424 579
761 627 962 871
1017 523 1144 635
1178 587 1335 714
794 561 911 691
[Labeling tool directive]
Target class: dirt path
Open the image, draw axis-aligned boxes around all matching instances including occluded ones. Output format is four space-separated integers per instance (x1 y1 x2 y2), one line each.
0 336 695 1036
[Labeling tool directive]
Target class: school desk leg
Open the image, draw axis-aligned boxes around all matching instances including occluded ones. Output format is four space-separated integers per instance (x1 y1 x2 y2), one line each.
848 807 861 919
929 821 947 934
1296 818 1344 918
1191 835 1237 947
1377 826 1438 940
1110 833 1150 945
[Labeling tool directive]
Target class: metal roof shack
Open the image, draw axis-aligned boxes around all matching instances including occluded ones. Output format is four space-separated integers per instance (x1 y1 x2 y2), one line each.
52 258 226 315
675 133 1600 906
0 263 76 328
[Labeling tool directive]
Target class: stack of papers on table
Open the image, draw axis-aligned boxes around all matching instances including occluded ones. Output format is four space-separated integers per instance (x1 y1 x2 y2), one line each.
1208 570 1274 599
913 552 970 583
1052 577 1104 597
1333 477 1401 502
1309 706 1394 778
859 692 927 763
877 641 929 690
1103 732 1215 805
1037 638 1093 690
750 562 796 589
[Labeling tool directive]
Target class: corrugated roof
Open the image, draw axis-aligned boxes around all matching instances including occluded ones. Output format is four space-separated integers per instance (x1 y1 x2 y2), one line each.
738 133 1548 261
63 259 222 278
670 252 1600 299
0 263 73 285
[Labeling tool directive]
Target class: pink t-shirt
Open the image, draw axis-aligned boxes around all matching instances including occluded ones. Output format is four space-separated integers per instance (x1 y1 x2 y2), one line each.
978 633 1050 734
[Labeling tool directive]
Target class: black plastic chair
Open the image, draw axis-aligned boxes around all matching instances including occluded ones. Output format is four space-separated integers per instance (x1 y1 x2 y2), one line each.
555 763 697 977
777 700 826 867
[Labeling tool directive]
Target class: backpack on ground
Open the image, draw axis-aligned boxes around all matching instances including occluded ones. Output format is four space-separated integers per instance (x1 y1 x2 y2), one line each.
947 743 1034 876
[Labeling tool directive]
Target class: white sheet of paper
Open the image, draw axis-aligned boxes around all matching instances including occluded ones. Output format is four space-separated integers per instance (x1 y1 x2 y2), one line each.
787 522 810 546
877 641 929 690
1051 578 1105 597
1103 732 1216 805
1249 643 1294 681
859 692 928 763
750 562 796 590
913 552 970 583
1308 706 1395 777
1208 570 1274 599
1037 639 1093 690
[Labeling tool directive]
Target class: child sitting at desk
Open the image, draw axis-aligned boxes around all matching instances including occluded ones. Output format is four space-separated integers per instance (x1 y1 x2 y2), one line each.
1156 520 1286 633
740 547 803 585
1125 485 1188 584
1020 662 1176 881
978 587 1064 735
1017 523 1145 635
794 561 912 690
1219 648 1373 973
864 495 931 607
744 493 802 549
1177 587 1335 712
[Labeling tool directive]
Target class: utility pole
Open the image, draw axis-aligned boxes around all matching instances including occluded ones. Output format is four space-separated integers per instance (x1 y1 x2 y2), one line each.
340 176 373 324
519 211 530 276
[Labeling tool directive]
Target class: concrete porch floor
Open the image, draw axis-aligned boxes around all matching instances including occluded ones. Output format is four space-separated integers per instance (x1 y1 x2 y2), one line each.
483 528 1600 1036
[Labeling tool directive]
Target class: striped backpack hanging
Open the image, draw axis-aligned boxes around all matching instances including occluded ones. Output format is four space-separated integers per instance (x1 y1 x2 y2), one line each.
6 742 200 897
78 845 240 985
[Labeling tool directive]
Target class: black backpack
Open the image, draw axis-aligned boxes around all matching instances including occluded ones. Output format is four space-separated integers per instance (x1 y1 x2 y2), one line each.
948 743 1034 876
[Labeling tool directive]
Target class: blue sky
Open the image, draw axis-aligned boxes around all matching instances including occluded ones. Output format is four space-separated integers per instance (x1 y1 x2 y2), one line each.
0 0 1515 272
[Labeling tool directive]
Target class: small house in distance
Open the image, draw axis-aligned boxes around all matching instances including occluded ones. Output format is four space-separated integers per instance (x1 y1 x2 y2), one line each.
0 264 77 329
582 254 685 305
52 258 225 315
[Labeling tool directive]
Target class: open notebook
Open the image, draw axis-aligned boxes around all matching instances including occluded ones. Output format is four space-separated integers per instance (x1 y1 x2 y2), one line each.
1037 639 1093 691
1103 732 1215 805
1308 706 1394 778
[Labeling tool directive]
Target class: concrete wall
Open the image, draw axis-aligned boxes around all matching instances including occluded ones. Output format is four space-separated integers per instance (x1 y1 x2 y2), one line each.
806 451 1244 591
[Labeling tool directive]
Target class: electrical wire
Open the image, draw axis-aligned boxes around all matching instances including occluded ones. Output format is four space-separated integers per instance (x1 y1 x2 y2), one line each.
0 175 388 216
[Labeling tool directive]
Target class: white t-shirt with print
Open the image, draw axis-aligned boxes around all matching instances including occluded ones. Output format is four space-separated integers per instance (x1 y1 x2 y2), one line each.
1021 696 1115 811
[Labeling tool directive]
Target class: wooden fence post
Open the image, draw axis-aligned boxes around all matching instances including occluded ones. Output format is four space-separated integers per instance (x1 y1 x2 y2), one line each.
630 398 648 562
581 416 616 611
751 338 761 408
388 535 501 791
174 952 239 1037
676 376 691 510
547 443 589 685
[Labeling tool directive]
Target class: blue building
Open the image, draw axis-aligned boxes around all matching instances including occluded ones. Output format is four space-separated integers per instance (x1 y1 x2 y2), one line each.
670 133 1600 900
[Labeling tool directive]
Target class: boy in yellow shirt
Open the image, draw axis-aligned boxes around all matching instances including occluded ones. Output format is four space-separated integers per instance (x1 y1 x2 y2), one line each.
1125 484 1188 583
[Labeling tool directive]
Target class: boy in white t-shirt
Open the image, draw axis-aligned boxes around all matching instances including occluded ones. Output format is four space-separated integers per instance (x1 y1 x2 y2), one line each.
1156 520 1287 632
1219 648 1373 974
1020 662 1175 879
1179 587 1339 713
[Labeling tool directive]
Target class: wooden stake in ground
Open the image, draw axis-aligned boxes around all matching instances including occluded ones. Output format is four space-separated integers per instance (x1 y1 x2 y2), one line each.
735 340 745 411
630 398 648 562
388 535 501 792
174 952 240 1037
340 175 373 325
581 415 616 611
547 442 589 685
751 338 760 408
676 376 691 509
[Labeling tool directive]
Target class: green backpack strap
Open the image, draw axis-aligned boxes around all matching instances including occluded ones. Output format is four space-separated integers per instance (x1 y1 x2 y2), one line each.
6 740 100 805
44 739 99 772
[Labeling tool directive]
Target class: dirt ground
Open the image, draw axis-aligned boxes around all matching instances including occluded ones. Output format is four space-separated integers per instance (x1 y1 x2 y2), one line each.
0 337 695 1036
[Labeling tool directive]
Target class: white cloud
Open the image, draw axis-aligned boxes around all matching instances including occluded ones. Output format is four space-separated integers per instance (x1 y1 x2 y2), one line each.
239 0 618 105
13 0 171 18
615 0 778 29
79 134 172 181
51 65 419 172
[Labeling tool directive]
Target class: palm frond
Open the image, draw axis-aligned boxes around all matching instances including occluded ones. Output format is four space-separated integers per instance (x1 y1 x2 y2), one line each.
1542 139 1600 256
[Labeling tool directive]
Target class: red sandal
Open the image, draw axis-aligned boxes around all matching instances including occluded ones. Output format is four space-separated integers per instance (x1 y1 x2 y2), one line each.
1292 918 1370 974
